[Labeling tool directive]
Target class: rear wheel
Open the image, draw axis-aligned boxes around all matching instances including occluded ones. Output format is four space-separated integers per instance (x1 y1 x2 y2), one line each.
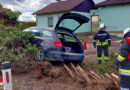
35 46 45 62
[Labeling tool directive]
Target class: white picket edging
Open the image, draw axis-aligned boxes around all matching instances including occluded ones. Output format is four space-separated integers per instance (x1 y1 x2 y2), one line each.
1 62 12 90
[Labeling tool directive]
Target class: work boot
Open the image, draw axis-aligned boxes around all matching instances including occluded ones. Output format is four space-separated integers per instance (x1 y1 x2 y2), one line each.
104 56 110 61
98 60 102 64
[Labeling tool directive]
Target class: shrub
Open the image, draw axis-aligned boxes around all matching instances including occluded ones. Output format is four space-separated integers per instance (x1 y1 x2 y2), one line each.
0 24 37 63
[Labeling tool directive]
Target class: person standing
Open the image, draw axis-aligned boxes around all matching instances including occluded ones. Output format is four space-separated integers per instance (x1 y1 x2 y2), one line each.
115 28 130 90
93 23 111 64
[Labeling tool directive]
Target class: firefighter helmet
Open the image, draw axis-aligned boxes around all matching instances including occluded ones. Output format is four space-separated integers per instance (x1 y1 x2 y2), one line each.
100 23 106 29
123 28 130 36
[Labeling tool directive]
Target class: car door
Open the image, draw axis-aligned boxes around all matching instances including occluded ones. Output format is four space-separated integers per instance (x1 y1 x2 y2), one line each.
55 13 89 33
54 13 89 61
55 13 89 53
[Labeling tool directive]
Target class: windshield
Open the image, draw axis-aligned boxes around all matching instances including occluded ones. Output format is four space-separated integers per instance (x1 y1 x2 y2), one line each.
59 19 80 31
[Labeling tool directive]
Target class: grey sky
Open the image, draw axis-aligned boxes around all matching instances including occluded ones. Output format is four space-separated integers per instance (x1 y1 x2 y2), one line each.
0 0 106 21
0 0 16 5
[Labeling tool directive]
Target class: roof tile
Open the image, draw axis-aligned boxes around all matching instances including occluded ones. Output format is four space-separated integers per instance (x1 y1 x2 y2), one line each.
96 0 130 7
33 0 84 15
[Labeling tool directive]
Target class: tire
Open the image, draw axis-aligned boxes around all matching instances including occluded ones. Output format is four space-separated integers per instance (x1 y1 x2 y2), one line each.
35 46 45 62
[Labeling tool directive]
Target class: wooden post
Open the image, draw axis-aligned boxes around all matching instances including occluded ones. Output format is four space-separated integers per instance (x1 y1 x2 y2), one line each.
64 64 74 79
70 63 81 76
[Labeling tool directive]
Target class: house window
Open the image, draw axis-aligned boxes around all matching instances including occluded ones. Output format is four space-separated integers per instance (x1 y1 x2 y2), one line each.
48 17 53 27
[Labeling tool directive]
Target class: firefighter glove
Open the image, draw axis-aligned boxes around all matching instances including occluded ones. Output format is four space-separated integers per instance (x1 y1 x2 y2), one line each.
93 42 96 48
108 40 111 47
114 59 119 70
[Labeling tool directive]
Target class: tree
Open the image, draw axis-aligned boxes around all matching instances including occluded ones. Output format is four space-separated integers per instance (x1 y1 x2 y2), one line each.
5 11 21 20
0 4 21 26
0 4 3 9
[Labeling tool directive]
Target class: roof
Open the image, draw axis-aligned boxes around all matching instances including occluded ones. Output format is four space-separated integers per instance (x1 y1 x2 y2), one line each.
96 0 130 7
33 0 84 15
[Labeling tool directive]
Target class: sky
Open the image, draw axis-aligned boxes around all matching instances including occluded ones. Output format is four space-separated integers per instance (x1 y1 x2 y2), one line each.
0 0 106 22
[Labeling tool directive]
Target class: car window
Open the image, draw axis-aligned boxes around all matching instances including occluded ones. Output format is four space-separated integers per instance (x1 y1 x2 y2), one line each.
64 35 76 42
58 34 63 39
23 28 32 32
41 30 52 38
23 28 41 36
59 19 80 30
31 31 41 36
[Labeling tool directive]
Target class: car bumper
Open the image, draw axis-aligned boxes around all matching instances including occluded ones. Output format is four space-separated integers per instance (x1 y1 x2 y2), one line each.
49 51 84 62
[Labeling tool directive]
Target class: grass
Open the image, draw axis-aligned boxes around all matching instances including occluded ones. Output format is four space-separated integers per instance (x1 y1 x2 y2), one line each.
97 60 114 73
82 57 115 73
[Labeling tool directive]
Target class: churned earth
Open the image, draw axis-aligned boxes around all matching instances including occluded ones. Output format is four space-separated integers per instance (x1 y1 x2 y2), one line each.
12 34 122 90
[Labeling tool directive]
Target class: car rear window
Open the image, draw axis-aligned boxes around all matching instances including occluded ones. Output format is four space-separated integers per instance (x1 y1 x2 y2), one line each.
41 30 52 38
59 19 80 31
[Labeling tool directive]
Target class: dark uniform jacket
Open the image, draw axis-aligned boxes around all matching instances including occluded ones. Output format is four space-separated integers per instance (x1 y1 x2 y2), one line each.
115 33 130 88
93 30 111 47
116 33 130 76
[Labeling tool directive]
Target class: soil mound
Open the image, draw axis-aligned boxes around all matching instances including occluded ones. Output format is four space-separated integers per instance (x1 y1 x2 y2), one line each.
32 61 118 90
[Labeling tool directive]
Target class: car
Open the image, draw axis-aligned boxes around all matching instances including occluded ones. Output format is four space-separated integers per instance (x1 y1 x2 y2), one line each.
23 13 89 62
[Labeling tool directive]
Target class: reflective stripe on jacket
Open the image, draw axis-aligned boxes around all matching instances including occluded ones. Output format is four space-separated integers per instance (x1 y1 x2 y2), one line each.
93 30 111 46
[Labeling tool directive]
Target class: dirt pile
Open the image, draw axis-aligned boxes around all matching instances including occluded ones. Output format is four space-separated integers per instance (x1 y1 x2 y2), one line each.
34 62 66 79
11 53 37 74
29 61 85 90
32 61 118 90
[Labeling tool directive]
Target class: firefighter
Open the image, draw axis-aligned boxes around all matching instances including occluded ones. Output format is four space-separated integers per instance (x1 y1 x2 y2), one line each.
115 28 130 90
93 23 111 64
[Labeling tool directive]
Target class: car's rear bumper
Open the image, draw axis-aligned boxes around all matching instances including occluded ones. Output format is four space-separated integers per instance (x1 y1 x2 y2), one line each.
49 51 84 62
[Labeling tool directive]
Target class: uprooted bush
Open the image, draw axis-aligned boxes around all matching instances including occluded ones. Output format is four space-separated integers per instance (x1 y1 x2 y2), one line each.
0 24 38 74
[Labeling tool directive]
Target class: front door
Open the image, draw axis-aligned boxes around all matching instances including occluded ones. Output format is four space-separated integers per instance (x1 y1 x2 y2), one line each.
91 15 99 32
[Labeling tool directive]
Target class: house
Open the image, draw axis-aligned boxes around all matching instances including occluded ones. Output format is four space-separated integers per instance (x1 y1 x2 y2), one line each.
33 0 95 33
91 0 130 33
33 0 130 33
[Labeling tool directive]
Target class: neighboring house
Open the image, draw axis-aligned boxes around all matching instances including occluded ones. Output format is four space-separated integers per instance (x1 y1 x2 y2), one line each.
34 0 130 33
91 0 130 32
33 0 95 33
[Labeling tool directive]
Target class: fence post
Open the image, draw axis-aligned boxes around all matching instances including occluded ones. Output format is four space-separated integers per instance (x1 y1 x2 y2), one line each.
1 61 12 90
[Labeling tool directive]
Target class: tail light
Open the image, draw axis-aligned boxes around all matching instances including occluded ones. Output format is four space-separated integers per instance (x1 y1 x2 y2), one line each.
53 41 62 47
